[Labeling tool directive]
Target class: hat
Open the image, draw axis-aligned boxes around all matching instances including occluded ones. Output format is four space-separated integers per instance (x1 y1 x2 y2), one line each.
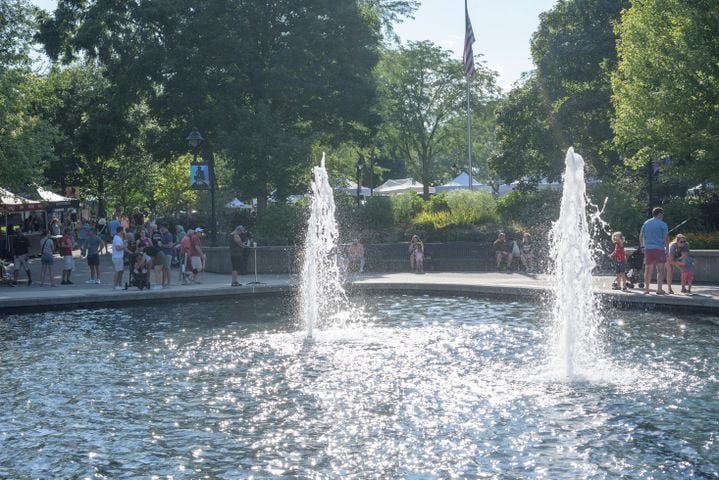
187 228 195 235
98 218 106 225
195 227 204 233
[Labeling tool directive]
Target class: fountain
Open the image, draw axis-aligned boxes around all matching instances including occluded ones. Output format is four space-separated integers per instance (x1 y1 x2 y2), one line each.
547 147 606 380
299 153 351 337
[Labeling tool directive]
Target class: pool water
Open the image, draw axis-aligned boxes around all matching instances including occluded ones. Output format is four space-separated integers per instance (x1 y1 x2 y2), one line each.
1 295 717 478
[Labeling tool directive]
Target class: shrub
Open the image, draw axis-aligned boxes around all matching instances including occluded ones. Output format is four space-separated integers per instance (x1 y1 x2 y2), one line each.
682 231 719 249
587 183 645 243
390 192 424 227
497 188 560 230
254 202 308 245
426 193 450 213
661 196 705 234
446 190 499 226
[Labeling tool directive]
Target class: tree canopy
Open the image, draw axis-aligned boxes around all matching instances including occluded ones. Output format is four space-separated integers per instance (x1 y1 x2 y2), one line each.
612 0 719 182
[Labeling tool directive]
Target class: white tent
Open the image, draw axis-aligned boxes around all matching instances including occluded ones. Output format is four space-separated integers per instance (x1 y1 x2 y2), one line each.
36 186 74 203
334 178 371 197
374 178 435 196
435 172 492 193
0 187 44 212
225 198 252 209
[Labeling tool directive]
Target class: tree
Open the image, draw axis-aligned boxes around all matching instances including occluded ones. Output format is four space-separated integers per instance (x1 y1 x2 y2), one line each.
612 0 719 182
375 41 498 198
0 0 55 190
493 0 628 183
39 0 386 210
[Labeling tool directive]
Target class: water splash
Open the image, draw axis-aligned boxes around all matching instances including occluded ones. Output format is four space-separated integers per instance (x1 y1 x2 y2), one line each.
299 153 351 338
547 147 606 380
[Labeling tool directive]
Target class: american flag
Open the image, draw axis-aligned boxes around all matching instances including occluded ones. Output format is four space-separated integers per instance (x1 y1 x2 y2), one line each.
464 4 476 77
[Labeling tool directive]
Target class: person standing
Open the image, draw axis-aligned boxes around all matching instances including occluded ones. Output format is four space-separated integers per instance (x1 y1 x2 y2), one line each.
639 207 669 294
159 224 174 287
608 231 628 291
348 238 366 273
11 228 31 286
84 228 105 284
179 228 193 284
60 228 74 284
108 216 120 247
77 218 91 257
189 228 204 283
678 250 695 294
229 226 245 286
39 229 56 287
519 232 534 273
111 226 126 290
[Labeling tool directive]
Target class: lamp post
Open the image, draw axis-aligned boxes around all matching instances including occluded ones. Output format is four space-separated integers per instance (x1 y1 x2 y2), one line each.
356 156 365 206
187 127 217 245
369 154 376 198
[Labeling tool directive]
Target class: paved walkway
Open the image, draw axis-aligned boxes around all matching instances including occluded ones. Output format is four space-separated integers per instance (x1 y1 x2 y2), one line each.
1 251 718 313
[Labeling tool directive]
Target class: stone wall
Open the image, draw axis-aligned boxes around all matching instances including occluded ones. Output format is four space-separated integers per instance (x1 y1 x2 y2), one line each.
204 244 719 283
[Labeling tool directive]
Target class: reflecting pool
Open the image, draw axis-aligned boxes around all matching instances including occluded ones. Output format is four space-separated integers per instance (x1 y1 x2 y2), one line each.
1 295 718 478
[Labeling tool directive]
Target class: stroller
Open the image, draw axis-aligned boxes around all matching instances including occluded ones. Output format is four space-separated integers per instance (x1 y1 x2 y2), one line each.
125 251 150 290
626 247 645 289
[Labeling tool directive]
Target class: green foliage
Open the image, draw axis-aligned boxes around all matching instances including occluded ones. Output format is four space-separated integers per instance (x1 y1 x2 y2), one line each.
682 232 719 249
390 191 424 227
253 203 308 246
661 197 705 235
497 188 562 232
426 192 449 213
612 0 719 181
588 182 645 242
445 189 499 226
375 41 499 196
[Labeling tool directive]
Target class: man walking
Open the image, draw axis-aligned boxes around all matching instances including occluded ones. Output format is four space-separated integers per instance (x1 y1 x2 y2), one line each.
12 228 31 286
639 207 669 295
159 224 174 287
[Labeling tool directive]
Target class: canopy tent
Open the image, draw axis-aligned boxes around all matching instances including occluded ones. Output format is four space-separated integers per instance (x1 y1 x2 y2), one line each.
374 178 435 196
36 186 79 210
334 178 371 197
0 188 44 213
435 172 492 193
225 198 253 209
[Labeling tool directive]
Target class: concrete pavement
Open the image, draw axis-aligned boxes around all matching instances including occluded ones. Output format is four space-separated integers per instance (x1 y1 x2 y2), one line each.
1 251 718 314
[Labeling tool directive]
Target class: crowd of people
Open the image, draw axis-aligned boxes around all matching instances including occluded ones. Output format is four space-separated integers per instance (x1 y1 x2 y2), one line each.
1 206 699 295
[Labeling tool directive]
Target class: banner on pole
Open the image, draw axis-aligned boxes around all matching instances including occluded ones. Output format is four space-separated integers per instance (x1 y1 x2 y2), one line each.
190 163 210 190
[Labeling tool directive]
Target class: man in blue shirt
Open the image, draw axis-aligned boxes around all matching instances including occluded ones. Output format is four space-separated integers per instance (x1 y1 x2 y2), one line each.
639 207 669 294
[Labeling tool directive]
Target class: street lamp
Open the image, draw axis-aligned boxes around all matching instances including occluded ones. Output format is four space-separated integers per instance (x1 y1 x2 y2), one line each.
369 154 376 198
186 127 217 245
356 156 365 206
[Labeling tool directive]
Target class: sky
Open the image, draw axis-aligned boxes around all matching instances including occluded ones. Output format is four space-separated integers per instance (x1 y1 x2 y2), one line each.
30 0 558 90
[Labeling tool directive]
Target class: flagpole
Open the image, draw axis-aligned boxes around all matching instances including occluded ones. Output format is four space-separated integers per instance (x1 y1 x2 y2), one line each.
466 64 473 191
465 0 474 191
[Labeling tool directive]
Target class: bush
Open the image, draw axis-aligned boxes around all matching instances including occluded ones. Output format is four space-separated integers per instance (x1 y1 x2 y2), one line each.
254 203 308 245
587 183 645 243
682 231 719 249
661 196 706 234
446 189 499 226
497 188 561 231
426 193 450 213
390 192 424 227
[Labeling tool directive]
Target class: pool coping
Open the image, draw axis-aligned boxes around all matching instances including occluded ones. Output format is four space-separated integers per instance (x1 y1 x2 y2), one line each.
1 272 717 315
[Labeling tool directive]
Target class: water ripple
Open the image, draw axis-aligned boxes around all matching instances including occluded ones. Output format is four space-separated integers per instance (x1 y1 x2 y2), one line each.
0 296 717 478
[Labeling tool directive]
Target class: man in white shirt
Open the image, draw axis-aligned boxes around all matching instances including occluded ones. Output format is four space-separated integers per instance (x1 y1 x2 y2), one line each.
112 226 126 290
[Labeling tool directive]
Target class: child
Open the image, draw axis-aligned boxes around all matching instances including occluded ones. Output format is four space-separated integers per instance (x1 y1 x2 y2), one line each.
609 231 628 291
679 250 695 294
60 228 74 285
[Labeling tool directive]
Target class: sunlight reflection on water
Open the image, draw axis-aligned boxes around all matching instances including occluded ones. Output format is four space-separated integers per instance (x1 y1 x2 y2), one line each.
0 295 717 478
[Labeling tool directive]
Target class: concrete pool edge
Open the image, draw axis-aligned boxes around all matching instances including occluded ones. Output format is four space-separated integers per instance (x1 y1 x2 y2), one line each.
1 272 717 315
